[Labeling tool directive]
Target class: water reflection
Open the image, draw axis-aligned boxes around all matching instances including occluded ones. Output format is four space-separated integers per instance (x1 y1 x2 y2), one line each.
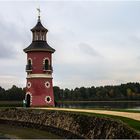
57 101 140 110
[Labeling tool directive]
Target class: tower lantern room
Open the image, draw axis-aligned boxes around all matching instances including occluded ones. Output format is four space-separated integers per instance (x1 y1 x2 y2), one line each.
31 18 48 41
23 10 55 107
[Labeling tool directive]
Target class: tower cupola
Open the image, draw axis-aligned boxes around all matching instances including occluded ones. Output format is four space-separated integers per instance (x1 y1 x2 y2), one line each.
23 9 55 53
31 18 48 41
31 8 48 42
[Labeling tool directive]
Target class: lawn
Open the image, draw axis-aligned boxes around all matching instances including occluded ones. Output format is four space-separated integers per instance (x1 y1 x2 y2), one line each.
66 111 140 132
30 108 140 133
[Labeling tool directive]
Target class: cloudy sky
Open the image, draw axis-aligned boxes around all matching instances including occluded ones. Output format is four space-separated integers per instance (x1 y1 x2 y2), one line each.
0 0 140 89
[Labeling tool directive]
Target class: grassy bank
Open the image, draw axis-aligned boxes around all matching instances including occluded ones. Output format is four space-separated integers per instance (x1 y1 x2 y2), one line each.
28 108 140 133
58 110 140 132
0 100 140 133
0 108 140 139
93 113 140 132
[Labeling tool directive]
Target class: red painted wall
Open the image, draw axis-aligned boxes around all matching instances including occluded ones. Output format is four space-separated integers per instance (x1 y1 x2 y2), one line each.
26 78 54 106
27 52 52 74
26 51 55 107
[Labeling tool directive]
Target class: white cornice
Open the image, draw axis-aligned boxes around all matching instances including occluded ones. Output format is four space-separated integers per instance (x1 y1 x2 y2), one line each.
27 74 52 79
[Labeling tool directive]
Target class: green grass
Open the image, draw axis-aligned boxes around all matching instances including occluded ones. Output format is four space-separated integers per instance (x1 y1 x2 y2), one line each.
85 112 140 132
46 109 140 133
0 124 62 139
76 112 140 132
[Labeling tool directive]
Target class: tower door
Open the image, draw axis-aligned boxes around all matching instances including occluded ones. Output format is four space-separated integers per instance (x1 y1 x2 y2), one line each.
26 94 31 107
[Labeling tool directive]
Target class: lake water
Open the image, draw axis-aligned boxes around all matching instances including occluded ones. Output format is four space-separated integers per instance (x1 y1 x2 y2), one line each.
57 101 140 110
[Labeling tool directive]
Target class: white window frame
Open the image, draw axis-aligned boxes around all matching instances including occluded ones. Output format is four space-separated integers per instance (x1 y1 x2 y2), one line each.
45 96 52 103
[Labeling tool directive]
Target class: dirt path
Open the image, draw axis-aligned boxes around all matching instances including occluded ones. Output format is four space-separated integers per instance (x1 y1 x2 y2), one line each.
35 108 140 121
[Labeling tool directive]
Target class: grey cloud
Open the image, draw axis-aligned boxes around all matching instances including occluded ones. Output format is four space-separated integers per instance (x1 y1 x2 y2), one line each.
129 35 140 46
54 62 111 81
0 20 19 41
54 62 116 89
0 17 27 59
0 42 17 58
78 43 101 57
136 56 140 60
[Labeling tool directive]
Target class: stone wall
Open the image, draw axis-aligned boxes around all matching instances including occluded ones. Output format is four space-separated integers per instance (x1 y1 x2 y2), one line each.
0 108 139 139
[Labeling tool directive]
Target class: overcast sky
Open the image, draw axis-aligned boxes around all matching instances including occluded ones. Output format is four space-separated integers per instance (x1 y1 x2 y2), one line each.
0 0 140 89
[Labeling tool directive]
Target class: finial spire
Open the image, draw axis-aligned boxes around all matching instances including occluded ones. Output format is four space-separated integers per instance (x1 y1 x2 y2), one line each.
37 8 41 22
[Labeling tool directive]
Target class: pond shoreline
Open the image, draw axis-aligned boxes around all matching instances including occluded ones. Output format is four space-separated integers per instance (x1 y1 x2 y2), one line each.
0 100 140 110
57 100 140 103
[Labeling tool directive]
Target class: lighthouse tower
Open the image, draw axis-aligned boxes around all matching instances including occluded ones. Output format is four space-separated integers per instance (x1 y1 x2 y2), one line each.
23 10 55 107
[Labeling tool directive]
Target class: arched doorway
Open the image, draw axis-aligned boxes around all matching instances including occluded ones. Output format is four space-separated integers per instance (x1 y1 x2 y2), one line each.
26 94 31 107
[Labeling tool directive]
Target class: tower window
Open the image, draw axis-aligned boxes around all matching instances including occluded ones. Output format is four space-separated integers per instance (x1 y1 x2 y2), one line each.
27 82 31 88
28 59 32 65
26 58 32 71
45 81 50 88
44 59 49 70
43 58 51 71
45 96 52 103
28 59 32 69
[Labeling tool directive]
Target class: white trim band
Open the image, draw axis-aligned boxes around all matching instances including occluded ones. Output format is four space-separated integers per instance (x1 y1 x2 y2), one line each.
27 74 52 78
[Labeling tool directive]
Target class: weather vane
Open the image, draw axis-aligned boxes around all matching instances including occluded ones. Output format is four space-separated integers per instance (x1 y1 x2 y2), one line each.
37 8 41 19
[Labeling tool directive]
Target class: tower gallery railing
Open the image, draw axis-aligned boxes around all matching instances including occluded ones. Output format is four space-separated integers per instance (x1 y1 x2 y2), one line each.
26 65 53 72
43 65 53 71
26 65 32 71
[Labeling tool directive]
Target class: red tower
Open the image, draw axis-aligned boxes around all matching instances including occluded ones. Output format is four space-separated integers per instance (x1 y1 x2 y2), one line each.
23 12 55 107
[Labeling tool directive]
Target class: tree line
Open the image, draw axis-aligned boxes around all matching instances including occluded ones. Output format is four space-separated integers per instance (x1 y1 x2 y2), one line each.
54 82 140 101
0 82 140 101
0 85 25 101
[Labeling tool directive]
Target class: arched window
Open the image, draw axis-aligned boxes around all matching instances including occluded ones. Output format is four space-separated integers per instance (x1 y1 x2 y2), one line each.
26 58 32 71
44 59 49 70
43 58 51 71
28 59 32 66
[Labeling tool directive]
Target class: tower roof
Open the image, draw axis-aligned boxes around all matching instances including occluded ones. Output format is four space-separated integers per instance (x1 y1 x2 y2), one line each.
31 20 48 32
23 41 55 53
31 8 48 32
